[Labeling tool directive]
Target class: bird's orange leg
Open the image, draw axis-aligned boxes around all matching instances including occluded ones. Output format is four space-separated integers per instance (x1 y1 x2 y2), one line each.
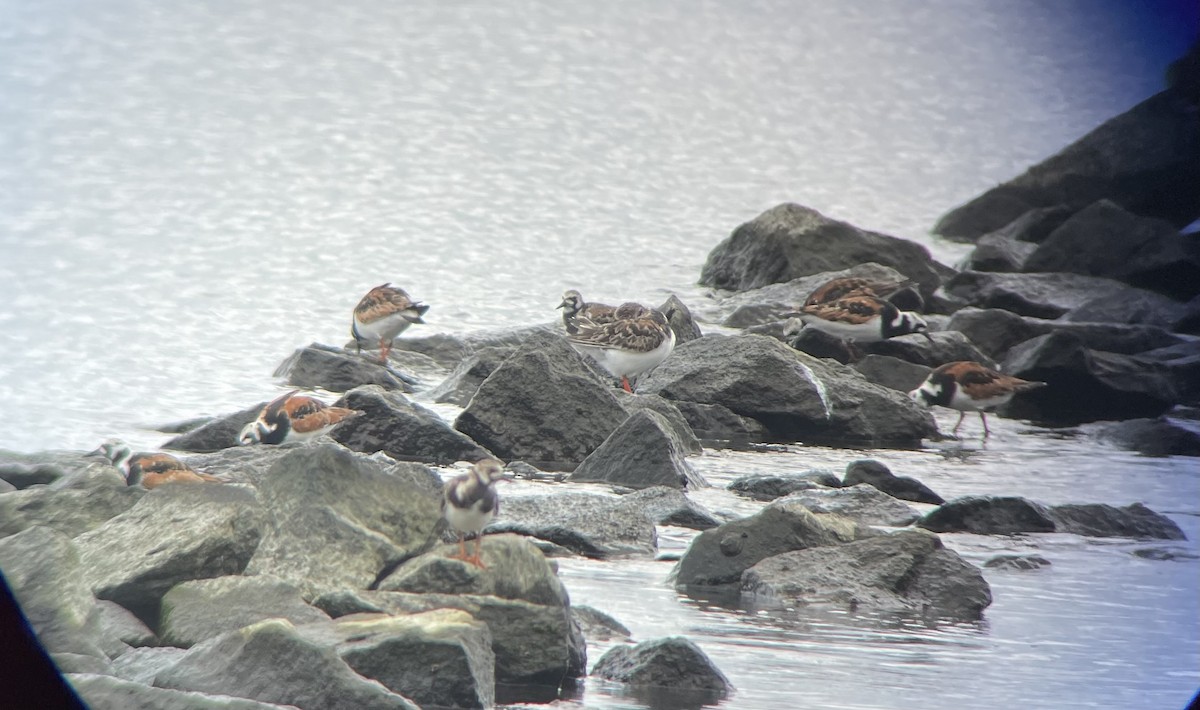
981 413 991 438
621 376 633 393
448 534 468 561
952 411 966 437
470 535 487 569
379 339 391 363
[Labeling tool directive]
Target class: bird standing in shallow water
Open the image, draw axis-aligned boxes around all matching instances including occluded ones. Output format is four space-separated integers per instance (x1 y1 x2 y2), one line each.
351 283 430 363
88 439 223 489
238 390 361 445
442 458 511 568
909 361 1046 437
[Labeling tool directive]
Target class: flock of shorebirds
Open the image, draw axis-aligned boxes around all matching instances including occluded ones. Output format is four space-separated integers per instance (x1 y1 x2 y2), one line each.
87 276 1045 568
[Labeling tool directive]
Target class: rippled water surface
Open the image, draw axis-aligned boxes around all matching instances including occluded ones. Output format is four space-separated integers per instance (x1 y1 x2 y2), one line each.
1 1 1197 708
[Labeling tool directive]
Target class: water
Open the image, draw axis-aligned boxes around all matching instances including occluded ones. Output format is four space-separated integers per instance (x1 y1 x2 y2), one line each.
1 1 1197 707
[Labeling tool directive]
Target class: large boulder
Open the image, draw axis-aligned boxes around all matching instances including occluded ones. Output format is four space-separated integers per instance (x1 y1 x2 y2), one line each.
862 331 996 368
1001 331 1179 423
454 337 629 469
427 345 511 406
1098 417 1200 457
273 342 418 394
670 401 770 445
0 473 144 540
741 529 992 619
154 619 418 710
592 637 731 707
843 459 944 505
700 204 941 296
727 471 840 501
244 444 443 599
674 501 866 588
75 486 265 625
960 231 1038 272
639 335 936 447
933 90 1200 241
614 392 703 455
1063 289 1193 331
946 307 1185 361
919 496 1185 539
484 493 659 558
659 294 704 344
69 674 296 710
1022 200 1200 299
160 575 331 648
568 410 703 490
331 385 492 464
775 484 922 528
162 403 265 453
0 449 106 489
851 354 933 394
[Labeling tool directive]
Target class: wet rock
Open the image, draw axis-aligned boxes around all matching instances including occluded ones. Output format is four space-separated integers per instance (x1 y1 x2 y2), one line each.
0 527 108 657
572 604 633 642
674 501 866 588
154 618 418 710
946 307 1186 361
918 496 1057 535
592 636 731 706
70 673 294 710
569 410 704 490
619 486 721 530
777 484 922 527
960 231 1038 272
659 294 704 344
244 444 442 599
727 472 836 502
863 331 996 368
942 271 1165 320
76 486 264 625
162 403 265 453
615 392 703 455
933 90 1200 241
851 354 933 393
316 610 495 710
160 575 331 648
1140 340 1200 404
454 337 629 469
427 345 510 406
1023 200 1200 300
1099 417 1200 457
843 459 945 505
742 529 992 619
671 401 770 445
707 262 914 326
984 554 1052 570
700 203 941 296
331 385 492 464
274 342 417 394
639 335 937 448
0 473 144 539
1048 503 1185 540
485 492 660 557
109 647 189 685
1001 331 1179 423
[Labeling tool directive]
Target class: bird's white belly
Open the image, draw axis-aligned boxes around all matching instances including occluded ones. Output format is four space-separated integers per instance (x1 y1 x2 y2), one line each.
800 315 883 342
355 312 412 343
949 389 1013 412
445 500 495 534
590 332 676 379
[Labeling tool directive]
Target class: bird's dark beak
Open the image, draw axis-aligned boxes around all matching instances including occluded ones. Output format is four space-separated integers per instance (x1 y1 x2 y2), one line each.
85 447 104 458
556 301 569 310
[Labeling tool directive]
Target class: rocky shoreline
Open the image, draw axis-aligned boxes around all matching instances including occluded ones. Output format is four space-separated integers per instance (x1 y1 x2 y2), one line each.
2 51 1199 710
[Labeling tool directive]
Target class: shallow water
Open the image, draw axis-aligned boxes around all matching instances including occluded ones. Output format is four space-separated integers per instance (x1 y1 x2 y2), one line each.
2 1 1198 708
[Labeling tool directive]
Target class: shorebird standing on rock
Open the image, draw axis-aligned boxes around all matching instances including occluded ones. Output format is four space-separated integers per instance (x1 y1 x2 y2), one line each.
88 439 223 489
909 361 1046 437
351 283 430 363
442 458 512 568
238 390 362 445
567 302 676 393
557 289 617 334
802 275 915 308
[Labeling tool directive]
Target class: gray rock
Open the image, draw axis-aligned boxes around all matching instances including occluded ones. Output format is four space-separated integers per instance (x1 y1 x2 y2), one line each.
427 345 510 406
615 392 703 455
659 294 704 344
776 484 922 527
52 653 114 675
154 619 418 710
76 486 264 625
454 337 629 469
244 444 442 599
933 90 1200 241
961 231 1038 272
671 401 770 445
569 410 704 490
1139 340 1200 404
1099 417 1200 457
1001 331 1179 423
172 446 293 487
390 323 563 368
70 673 294 710
920 496 1185 539
700 203 941 296
639 335 937 448
843 459 945 505
984 554 1052 570
727 472 835 502
572 605 632 642
1023 200 1200 300
1048 503 1186 540
851 354 933 393
0 474 144 539
947 307 1186 361
110 646 189 685
331 385 492 464
863 330 997 368
92 600 157 650
943 270 1184 322
592 636 731 706
162 403 265 453
274 342 417 394
0 527 107 657
674 501 866 588
989 205 1077 244
0 478 14 493
483 493 658 557
742 529 992 619
160 576 331 648
622 486 721 530
0 449 102 489
1063 288 1193 331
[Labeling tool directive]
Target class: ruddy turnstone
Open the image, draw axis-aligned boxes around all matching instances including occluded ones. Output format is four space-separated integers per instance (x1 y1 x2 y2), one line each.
794 294 931 343
88 439 223 489
238 390 362 445
351 283 430 362
442 458 511 568
567 302 675 393
909 361 1046 437
557 289 617 334
803 276 914 308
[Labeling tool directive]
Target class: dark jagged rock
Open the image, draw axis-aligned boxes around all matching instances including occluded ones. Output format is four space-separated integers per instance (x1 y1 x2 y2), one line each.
946 307 1186 361
592 636 731 706
942 271 1177 321
273 342 417 394
623 486 721 530
1099 417 1200 457
245 444 443 598
1001 331 1179 424
863 331 996 368
1140 340 1200 404
615 392 703 455
786 327 858 364
934 90 1200 241
671 401 770 445
484 494 659 557
162 403 265 453
961 231 1038 272
1048 503 1185 540
639 335 936 448
572 604 632 642
160 576 331 648
1063 289 1192 331
454 337 629 469
727 472 836 501
776 484 922 527
843 459 945 505
851 354 933 393
920 496 1185 540
742 529 992 619
332 385 492 464
674 501 866 588
427 345 510 406
984 554 1052 570
569 410 704 490
1023 200 1200 300
700 204 941 296
659 294 704 344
